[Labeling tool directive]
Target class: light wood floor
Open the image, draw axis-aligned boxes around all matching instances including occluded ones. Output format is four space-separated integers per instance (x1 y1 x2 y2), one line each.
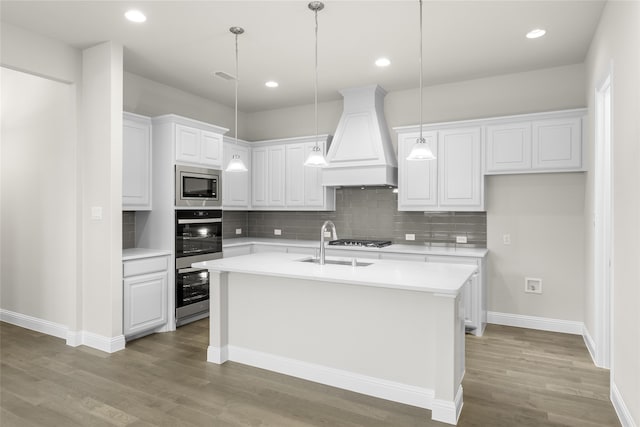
1 320 620 426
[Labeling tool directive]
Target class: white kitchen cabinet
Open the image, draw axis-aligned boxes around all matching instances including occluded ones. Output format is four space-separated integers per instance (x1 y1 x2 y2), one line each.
325 248 379 260
484 110 585 174
379 252 427 262
397 131 438 209
251 145 285 207
222 138 251 209
251 244 288 254
397 126 483 211
123 112 152 210
285 143 306 207
122 254 169 339
485 121 532 173
438 127 482 209
175 124 224 168
252 135 335 211
532 117 582 171
427 254 486 336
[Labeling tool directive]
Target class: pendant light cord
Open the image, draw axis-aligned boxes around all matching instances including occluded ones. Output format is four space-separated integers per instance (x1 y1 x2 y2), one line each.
418 0 423 144
314 6 319 149
235 32 239 144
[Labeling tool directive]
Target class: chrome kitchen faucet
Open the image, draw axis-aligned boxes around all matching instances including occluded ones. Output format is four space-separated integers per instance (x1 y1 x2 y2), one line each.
319 220 338 265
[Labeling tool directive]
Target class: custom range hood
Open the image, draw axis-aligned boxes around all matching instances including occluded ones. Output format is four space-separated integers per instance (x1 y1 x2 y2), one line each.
322 85 398 187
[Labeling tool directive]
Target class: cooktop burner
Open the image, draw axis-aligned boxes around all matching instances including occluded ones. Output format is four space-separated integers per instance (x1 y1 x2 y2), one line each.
328 239 393 248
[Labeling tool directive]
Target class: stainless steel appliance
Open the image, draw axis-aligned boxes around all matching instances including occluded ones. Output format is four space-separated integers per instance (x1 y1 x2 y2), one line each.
175 165 221 208
175 209 222 326
328 239 392 248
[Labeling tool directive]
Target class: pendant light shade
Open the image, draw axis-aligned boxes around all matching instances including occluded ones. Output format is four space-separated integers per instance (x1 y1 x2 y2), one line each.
225 26 248 173
407 0 436 162
304 1 328 168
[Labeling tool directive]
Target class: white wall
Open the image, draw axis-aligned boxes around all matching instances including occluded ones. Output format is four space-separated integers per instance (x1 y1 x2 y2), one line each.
585 1 640 424
124 72 245 140
0 67 76 327
486 173 585 321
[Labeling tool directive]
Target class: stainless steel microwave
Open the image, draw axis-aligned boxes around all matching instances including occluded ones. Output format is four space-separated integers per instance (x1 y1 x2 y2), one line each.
175 165 221 208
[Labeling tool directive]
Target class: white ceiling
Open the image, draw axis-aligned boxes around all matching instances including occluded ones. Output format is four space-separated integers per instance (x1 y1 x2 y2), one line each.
1 0 605 112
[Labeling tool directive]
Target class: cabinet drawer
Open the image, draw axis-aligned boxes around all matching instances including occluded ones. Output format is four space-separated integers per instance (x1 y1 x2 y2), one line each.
426 255 478 266
123 256 169 277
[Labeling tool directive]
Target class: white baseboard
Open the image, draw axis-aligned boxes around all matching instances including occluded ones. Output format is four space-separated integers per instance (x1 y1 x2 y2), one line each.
582 325 598 366
207 345 229 364
611 381 638 427
0 309 68 339
226 345 437 414
432 385 463 425
1 309 125 353
487 311 583 335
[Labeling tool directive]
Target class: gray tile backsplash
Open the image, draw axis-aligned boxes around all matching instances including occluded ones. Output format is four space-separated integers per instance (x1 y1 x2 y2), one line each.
227 187 486 248
123 211 136 249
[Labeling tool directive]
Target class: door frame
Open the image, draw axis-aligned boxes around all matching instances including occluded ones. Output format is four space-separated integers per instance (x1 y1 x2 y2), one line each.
593 64 613 370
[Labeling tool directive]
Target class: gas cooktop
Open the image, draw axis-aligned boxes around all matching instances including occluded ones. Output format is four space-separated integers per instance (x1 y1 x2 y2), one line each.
328 239 393 248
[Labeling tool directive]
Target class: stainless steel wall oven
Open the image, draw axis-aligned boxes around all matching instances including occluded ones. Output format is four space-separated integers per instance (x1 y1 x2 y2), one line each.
175 209 222 326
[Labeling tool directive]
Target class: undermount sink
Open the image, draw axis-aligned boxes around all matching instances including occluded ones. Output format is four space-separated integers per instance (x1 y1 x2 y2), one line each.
298 257 373 267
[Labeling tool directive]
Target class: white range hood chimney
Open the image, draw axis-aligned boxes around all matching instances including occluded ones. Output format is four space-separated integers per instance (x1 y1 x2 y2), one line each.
322 85 397 187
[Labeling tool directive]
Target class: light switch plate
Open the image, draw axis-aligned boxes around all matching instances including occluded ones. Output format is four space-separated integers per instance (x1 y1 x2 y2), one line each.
405 234 415 241
456 236 467 244
235 228 242 235
503 234 511 245
274 229 282 236
91 206 103 220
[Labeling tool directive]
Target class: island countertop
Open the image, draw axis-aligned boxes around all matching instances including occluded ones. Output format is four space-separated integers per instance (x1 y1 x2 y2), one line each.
193 252 477 294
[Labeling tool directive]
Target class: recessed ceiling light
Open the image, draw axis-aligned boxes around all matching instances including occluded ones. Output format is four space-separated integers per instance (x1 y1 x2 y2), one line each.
526 28 546 39
125 10 146 23
375 57 391 67
265 81 279 88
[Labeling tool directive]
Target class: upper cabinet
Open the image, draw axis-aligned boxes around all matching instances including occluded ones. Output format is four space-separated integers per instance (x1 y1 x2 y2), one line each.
397 126 483 212
153 114 228 170
222 138 251 209
123 112 152 210
484 110 585 174
252 135 335 211
395 108 586 212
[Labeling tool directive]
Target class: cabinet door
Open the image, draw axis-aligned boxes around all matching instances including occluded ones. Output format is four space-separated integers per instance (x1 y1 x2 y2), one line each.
251 147 268 206
485 122 532 173
304 141 326 207
175 124 201 164
397 131 438 210
123 116 151 210
532 117 581 170
268 146 286 207
285 143 306 206
438 128 482 209
200 130 223 168
223 142 250 208
123 271 168 337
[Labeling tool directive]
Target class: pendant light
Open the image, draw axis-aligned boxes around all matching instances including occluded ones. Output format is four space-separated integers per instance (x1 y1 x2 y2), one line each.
406 0 436 161
304 1 328 167
225 26 248 172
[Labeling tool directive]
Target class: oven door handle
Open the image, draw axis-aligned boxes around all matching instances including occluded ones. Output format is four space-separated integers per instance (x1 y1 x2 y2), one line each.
177 267 208 274
178 218 222 224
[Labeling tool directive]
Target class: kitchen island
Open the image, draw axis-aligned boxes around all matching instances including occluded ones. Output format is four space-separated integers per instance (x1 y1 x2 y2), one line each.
194 252 477 425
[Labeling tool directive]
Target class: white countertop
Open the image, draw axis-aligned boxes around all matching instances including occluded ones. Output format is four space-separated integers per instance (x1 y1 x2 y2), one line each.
122 248 172 261
194 252 477 294
223 237 488 258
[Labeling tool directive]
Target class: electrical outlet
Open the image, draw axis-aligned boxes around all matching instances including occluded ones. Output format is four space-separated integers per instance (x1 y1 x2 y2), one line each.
235 228 242 235
324 231 332 238
91 206 103 220
525 277 542 294
274 229 282 236
405 233 415 241
456 235 467 244
503 234 511 245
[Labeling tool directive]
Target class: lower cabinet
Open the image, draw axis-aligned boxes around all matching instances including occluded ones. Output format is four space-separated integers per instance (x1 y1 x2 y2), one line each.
123 255 169 339
427 255 486 336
